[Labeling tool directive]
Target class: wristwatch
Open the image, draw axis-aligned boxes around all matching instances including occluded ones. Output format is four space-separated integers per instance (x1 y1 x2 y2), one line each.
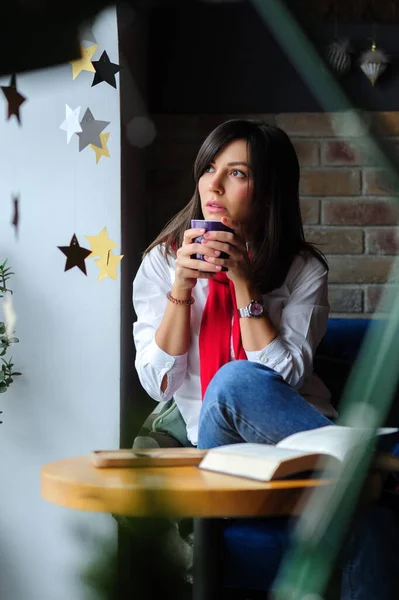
238 300 265 318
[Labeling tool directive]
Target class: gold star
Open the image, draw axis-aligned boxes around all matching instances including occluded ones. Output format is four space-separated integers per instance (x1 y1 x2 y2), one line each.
70 44 98 80
85 227 118 258
89 132 111 163
95 251 123 281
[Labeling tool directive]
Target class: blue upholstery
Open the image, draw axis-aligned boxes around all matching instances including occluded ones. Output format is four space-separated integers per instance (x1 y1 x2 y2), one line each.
316 317 384 363
223 517 295 590
222 317 382 592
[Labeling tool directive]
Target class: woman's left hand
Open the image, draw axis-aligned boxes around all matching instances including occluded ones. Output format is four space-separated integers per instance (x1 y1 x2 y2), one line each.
202 216 252 285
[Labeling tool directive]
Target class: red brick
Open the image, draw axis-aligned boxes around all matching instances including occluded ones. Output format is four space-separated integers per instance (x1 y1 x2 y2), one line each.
300 169 361 196
370 111 399 136
365 285 399 313
322 199 399 226
327 255 394 283
304 227 363 253
363 169 399 195
328 286 363 313
276 111 369 137
366 227 399 254
321 141 363 166
300 198 320 224
292 141 319 166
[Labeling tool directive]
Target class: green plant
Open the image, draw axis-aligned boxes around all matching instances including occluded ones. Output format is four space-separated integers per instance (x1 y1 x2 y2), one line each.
0 259 21 394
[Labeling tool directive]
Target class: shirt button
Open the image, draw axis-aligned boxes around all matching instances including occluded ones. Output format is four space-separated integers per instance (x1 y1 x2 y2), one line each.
165 361 173 369
261 356 267 364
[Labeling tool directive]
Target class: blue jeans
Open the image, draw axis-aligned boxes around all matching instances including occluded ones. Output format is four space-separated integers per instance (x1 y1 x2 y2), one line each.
197 361 399 600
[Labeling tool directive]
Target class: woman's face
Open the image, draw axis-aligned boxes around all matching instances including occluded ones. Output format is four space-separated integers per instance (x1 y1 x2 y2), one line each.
198 139 254 225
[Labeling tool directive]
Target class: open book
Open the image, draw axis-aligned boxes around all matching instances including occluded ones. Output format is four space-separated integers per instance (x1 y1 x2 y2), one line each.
198 425 399 481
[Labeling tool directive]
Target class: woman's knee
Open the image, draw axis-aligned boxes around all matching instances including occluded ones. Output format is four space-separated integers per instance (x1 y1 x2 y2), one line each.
203 360 281 410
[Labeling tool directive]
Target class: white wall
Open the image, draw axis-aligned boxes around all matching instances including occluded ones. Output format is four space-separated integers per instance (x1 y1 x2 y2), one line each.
0 8 120 600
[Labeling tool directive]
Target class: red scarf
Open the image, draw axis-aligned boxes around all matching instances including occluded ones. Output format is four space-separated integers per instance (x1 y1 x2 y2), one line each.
199 272 247 399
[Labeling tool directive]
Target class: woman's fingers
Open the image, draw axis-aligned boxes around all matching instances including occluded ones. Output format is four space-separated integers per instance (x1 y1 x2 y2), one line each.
177 242 221 259
221 216 246 240
176 254 222 273
182 228 205 247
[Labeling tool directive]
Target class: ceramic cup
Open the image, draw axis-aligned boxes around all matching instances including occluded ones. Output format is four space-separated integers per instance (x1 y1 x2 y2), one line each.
190 219 233 268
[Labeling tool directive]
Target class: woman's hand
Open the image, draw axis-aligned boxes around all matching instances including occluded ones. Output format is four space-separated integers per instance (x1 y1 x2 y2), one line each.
201 217 253 286
174 227 223 292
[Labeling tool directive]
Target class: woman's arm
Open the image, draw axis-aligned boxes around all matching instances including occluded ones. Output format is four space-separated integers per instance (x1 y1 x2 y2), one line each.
134 230 222 396
233 281 278 351
245 254 329 389
133 246 189 401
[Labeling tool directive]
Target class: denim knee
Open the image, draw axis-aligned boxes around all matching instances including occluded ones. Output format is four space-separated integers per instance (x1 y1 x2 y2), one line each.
203 360 278 411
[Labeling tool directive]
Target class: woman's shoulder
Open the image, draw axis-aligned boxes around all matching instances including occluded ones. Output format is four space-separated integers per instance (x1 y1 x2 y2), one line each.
146 243 174 264
286 250 328 286
136 243 174 279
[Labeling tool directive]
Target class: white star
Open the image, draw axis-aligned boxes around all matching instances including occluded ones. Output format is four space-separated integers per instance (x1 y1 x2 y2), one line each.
3 292 16 340
60 104 82 143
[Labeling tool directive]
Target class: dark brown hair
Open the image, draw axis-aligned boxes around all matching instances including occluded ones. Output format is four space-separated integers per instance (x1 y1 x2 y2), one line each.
144 118 327 293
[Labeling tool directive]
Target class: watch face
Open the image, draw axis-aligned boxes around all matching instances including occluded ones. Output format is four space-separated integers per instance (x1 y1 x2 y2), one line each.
249 301 264 317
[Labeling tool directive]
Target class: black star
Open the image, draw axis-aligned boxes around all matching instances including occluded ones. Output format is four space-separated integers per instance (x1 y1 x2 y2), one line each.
91 51 120 89
58 234 91 275
1 74 26 125
11 194 19 238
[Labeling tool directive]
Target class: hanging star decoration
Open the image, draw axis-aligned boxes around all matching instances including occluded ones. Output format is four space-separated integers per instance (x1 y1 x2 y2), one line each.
60 104 82 143
77 107 110 151
58 234 92 275
69 43 98 80
3 291 16 341
89 132 111 163
1 74 26 125
80 20 97 44
11 194 19 238
91 51 120 89
85 227 123 281
95 251 124 281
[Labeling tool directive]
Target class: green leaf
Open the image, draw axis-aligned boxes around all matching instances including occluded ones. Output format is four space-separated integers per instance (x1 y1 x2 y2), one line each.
8 337 19 343
0 385 7 393
0 323 5 334
12 372 22 376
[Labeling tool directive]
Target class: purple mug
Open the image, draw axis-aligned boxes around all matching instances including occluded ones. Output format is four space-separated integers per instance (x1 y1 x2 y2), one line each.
191 219 233 269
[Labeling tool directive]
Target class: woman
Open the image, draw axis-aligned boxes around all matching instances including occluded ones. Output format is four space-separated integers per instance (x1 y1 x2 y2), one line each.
133 118 335 449
133 118 399 599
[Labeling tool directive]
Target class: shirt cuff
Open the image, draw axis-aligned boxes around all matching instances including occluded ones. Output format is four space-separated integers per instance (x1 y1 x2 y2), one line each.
146 339 188 374
246 335 288 369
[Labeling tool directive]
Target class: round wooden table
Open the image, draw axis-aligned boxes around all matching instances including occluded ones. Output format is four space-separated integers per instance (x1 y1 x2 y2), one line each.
41 455 331 518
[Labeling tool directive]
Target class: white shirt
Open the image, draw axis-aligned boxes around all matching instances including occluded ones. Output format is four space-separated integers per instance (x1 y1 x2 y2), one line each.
133 244 336 445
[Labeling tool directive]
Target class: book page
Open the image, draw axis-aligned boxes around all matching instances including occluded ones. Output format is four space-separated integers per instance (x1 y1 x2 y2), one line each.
200 442 312 460
276 425 398 462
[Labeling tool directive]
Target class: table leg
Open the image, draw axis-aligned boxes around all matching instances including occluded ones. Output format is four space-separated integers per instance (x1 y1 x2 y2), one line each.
193 518 223 600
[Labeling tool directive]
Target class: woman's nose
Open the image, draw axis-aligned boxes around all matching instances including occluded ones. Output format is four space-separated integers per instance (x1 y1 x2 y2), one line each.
208 172 224 193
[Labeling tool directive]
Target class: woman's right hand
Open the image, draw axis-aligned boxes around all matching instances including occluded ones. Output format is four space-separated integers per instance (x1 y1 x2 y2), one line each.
174 228 223 291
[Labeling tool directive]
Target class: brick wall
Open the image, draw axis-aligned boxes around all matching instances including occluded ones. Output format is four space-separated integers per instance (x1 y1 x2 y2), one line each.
147 112 399 317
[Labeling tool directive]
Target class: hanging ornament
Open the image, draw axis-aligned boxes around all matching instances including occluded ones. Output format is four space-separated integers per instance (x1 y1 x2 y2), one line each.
359 41 389 87
326 38 353 76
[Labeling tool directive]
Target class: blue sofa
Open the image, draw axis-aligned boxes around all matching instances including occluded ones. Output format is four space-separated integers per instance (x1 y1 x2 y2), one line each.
222 316 398 596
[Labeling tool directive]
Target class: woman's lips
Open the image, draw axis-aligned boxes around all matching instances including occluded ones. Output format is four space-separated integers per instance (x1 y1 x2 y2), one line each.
206 202 226 213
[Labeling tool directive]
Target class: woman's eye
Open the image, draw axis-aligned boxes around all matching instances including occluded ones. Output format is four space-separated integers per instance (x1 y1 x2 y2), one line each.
231 169 246 178
204 165 215 173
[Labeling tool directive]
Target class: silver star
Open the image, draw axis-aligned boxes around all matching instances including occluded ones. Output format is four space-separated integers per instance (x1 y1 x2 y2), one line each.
80 27 97 44
77 108 110 151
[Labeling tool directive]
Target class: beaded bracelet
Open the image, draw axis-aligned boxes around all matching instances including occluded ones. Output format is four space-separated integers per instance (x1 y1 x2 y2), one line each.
167 291 195 306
